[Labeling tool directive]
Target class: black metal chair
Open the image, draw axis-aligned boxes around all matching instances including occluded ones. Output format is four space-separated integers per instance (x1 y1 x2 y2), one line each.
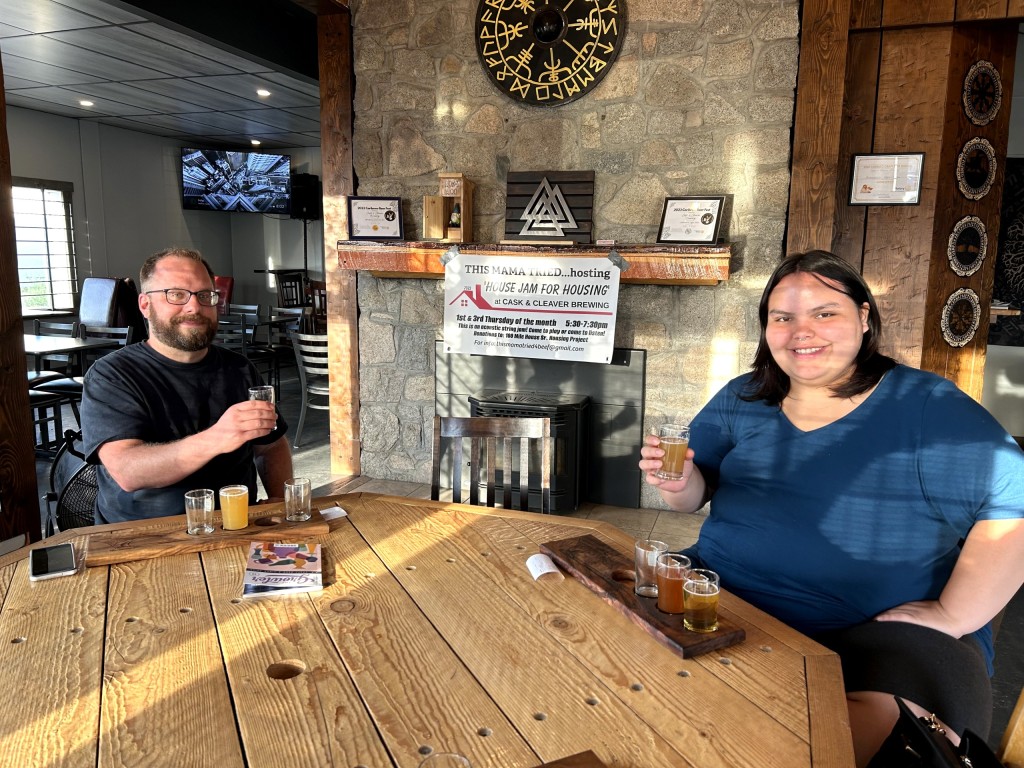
42 430 98 536
219 313 279 397
430 415 553 513
289 331 329 447
35 325 134 425
275 271 307 308
31 318 80 375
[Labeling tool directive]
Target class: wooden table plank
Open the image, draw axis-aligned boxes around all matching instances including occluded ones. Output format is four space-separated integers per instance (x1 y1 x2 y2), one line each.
0 536 106 767
202 543 395 768
350 497 713 767
437 503 814 768
312 518 541 767
100 554 245 767
475 507 815 740
806 655 856 767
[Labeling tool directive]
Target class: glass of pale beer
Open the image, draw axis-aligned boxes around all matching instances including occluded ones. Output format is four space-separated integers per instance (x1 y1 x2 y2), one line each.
655 423 690 480
683 568 720 633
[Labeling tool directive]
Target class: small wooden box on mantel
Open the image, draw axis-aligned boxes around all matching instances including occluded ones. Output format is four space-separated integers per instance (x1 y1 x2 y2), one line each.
423 172 474 243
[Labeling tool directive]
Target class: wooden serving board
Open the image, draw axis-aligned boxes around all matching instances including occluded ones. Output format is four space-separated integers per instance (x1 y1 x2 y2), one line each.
541 534 745 658
533 750 608 767
84 509 330 567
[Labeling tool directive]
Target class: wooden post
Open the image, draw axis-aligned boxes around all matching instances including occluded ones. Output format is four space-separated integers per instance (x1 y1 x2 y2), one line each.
318 5 359 476
0 55 41 543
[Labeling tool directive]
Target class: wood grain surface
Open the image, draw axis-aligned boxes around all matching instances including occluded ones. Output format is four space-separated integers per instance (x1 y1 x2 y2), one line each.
0 493 855 767
541 534 746 658
84 508 330 566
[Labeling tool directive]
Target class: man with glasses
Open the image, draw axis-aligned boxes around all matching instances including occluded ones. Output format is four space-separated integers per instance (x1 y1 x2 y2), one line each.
81 247 293 524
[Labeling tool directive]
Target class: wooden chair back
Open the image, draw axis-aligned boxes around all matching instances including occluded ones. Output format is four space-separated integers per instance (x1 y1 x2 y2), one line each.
275 271 307 308
430 415 552 513
308 280 327 333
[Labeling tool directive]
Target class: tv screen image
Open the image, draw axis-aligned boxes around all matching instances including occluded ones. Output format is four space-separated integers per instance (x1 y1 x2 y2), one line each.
181 148 292 213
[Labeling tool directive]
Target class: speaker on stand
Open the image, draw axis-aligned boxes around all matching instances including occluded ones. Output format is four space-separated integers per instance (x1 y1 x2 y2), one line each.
290 173 322 277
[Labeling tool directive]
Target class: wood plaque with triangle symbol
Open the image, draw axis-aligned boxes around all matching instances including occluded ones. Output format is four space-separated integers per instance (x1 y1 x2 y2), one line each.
504 170 594 244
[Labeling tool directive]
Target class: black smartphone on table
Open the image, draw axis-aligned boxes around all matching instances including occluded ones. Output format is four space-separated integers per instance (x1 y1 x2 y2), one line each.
28 542 77 581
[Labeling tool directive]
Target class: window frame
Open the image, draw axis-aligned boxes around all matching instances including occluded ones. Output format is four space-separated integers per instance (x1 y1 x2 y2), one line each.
12 176 79 314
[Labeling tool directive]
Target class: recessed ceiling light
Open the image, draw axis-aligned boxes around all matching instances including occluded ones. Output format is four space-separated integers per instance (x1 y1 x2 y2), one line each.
79 100 94 107
250 139 262 146
256 89 271 98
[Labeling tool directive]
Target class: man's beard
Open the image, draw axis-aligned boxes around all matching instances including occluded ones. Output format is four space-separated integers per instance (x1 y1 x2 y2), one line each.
149 313 217 352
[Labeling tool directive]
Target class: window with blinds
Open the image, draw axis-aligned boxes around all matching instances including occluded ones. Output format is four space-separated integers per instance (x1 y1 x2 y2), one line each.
12 178 78 312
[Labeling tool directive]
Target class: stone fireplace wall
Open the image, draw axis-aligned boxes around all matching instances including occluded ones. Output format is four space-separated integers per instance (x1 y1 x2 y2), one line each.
350 0 801 509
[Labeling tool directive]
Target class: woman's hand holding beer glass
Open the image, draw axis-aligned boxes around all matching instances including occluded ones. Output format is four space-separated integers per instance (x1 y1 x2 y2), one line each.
640 423 694 491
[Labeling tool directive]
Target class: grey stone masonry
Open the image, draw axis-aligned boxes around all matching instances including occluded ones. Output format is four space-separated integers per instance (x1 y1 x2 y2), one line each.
349 0 800 509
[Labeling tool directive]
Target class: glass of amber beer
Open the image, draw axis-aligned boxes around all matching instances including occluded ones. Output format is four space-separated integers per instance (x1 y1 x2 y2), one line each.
655 423 690 480
683 568 720 633
655 553 691 614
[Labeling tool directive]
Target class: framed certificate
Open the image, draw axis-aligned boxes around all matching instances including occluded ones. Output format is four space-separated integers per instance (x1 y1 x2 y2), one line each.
849 153 924 205
657 196 726 244
347 196 404 240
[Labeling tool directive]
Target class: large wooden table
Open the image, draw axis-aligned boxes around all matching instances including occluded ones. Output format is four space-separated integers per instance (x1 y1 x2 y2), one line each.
0 493 855 767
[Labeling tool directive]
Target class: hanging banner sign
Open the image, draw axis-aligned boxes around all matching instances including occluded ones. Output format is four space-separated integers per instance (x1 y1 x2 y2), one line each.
443 254 620 363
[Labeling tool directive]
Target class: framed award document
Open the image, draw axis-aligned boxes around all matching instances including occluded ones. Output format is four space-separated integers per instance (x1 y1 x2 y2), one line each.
657 196 726 244
347 196 404 240
849 154 924 205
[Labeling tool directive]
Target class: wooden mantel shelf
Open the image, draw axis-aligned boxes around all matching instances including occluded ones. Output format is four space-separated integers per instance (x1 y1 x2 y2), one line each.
337 240 732 285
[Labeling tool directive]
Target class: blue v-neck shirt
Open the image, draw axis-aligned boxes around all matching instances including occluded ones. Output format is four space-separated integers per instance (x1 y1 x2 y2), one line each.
685 365 1024 671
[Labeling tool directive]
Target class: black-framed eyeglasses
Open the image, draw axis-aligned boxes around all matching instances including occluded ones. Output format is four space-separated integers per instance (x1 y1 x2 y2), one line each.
144 288 221 307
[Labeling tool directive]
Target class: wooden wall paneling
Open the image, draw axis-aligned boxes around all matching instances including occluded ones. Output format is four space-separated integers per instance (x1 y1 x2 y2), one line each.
318 6 359 476
882 0 956 25
860 27 953 370
919 23 1018 399
1009 0 1024 16
955 0 1010 19
786 0 854 256
0 57 38 543
849 0 882 29
832 31 882 268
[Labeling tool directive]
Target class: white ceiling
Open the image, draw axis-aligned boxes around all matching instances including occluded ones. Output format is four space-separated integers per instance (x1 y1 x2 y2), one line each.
0 0 321 150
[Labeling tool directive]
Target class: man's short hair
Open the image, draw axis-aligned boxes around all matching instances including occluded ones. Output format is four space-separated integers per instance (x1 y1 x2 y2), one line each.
140 248 216 290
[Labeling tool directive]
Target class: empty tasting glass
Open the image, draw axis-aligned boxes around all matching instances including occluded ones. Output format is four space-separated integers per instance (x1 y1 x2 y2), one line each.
284 477 312 522
248 385 275 404
634 539 669 598
184 489 214 535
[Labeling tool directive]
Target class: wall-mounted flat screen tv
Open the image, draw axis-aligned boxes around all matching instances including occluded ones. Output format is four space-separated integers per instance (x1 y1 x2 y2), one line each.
181 148 292 213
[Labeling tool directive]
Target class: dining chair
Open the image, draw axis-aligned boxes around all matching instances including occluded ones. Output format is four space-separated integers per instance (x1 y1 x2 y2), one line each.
430 415 553 513
41 429 98 536
219 312 279 397
28 389 64 454
34 325 135 425
275 271 307 308
31 318 80 376
288 331 329 447
213 275 235 315
308 280 327 333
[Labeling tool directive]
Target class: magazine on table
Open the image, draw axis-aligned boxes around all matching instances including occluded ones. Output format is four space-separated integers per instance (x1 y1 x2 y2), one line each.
242 541 323 597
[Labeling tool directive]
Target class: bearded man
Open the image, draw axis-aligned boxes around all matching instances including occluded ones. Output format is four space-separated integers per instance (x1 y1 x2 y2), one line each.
81 248 293 523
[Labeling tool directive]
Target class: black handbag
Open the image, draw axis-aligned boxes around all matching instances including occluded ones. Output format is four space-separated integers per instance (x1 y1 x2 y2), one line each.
867 697 1004 768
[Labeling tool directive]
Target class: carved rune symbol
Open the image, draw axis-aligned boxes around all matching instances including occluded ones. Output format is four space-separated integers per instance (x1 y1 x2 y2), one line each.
519 177 578 237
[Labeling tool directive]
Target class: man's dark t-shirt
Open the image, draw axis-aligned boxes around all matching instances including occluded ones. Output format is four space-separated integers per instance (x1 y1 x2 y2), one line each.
81 342 287 524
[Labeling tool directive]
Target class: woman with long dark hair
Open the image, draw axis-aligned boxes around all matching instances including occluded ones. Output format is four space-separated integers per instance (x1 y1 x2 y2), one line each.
640 251 1024 766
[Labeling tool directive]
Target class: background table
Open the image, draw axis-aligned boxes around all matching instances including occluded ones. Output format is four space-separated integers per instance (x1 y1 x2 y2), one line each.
0 493 855 767
23 334 120 360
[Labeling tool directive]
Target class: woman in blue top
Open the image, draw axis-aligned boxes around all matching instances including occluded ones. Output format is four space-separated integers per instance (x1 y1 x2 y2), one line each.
640 251 1024 766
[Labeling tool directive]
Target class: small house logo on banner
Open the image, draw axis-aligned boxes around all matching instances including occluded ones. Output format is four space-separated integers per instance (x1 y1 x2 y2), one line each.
443 253 621 364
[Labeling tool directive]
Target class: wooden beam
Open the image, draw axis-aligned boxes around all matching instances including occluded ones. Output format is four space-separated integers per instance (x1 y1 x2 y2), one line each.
0 56 41 543
318 5 359 476
786 0 853 255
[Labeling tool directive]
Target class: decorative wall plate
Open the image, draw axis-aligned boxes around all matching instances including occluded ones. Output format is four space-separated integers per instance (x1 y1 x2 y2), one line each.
940 288 981 347
956 137 997 200
963 60 1002 127
946 215 988 277
475 0 626 106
